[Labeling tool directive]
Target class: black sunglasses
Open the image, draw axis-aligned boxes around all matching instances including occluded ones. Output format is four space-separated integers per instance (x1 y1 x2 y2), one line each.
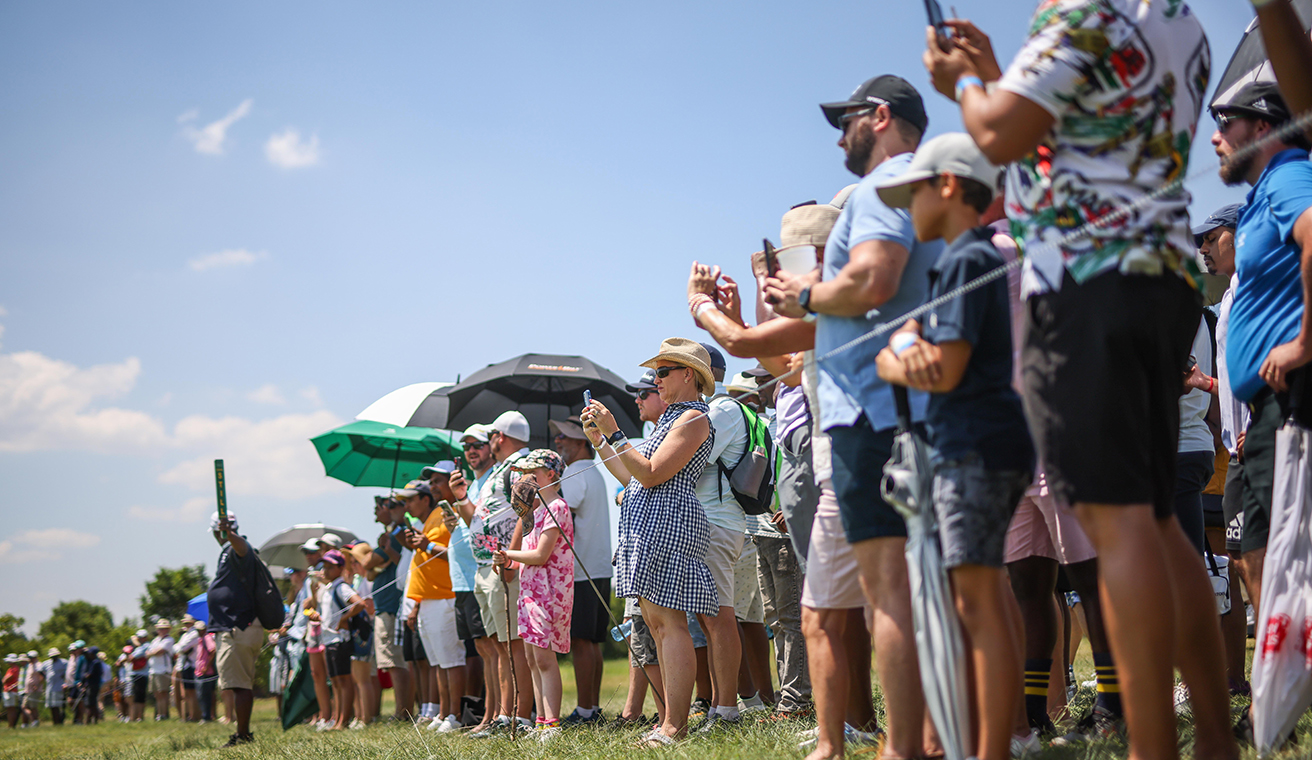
1215 111 1245 132
653 365 689 379
838 105 879 131
462 441 488 451
638 389 660 400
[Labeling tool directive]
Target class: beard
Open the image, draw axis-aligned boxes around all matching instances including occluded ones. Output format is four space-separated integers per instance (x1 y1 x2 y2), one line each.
1219 148 1255 186
844 126 876 176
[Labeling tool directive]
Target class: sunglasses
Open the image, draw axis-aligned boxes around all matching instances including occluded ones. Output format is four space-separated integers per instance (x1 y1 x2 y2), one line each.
653 365 689 379
637 389 660 400
1215 112 1245 133
462 441 488 451
838 102 884 131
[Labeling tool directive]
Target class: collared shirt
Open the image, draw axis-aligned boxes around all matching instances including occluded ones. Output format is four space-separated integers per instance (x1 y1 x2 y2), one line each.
287 582 312 640
561 456 613 581
817 152 937 433
1216 276 1251 456
371 534 404 615
206 539 258 633
694 389 749 533
146 636 174 676
469 448 528 566
999 0 1209 297
1229 148 1312 401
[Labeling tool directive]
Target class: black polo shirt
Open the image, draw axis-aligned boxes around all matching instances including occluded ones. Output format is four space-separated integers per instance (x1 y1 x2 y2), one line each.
207 540 257 633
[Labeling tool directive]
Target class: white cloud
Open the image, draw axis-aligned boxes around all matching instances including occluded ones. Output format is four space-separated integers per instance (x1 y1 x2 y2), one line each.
0 351 168 453
188 248 267 272
0 529 101 564
299 386 323 406
265 128 321 168
182 99 253 155
247 384 285 405
127 497 211 524
176 108 198 124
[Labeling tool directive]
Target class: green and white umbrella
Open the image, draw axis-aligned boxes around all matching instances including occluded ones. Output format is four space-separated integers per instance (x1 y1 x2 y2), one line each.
310 420 461 489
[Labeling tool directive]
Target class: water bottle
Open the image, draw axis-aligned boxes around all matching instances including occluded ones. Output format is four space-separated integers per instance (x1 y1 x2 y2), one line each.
610 620 633 642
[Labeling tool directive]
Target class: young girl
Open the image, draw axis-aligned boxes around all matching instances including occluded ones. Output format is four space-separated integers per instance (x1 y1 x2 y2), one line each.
308 550 366 731
493 449 574 742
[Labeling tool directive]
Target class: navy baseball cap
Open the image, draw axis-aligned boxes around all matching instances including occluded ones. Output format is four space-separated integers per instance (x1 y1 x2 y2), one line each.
1192 203 1243 246
625 369 658 394
699 343 726 372
820 75 928 134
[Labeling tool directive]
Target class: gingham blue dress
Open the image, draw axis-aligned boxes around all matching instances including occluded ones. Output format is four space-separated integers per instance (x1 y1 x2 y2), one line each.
615 400 720 616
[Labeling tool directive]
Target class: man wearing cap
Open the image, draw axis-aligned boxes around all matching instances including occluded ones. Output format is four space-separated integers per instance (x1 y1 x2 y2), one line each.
393 479 465 733
207 512 265 746
363 495 414 720
924 3 1233 756
20 651 42 727
548 416 613 726
448 411 534 735
424 460 480 727
317 533 344 553
1215 82 1312 632
763 74 939 757
145 620 175 721
41 647 66 725
626 371 666 435
172 615 201 722
450 424 501 730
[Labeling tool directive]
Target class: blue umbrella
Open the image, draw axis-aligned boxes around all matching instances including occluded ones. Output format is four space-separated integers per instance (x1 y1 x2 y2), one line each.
187 593 208 625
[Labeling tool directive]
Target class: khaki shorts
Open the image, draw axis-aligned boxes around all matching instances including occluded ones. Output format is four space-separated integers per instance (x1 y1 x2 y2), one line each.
705 522 745 612
216 623 265 691
733 539 765 624
802 481 867 610
149 673 171 694
373 612 405 670
473 565 520 642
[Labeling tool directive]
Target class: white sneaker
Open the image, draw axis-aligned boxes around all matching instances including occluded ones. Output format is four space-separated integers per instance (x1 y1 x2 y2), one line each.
1011 730 1042 757
536 725 562 743
1172 683 1191 715
429 714 460 732
315 719 335 732
415 715 433 725
739 695 770 715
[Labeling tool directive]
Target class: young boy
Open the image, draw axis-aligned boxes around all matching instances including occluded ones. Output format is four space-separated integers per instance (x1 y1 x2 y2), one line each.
874 132 1035 760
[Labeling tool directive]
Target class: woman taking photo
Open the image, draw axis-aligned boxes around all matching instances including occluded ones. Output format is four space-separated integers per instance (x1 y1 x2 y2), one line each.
581 337 719 746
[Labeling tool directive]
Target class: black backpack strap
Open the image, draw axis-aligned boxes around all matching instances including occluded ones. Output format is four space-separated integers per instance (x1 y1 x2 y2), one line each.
893 386 913 433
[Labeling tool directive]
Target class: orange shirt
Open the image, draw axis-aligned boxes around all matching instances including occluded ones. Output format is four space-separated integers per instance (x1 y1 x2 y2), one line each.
405 508 454 602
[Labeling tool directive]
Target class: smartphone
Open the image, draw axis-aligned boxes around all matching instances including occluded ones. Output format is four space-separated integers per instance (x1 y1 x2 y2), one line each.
763 238 779 277
924 0 953 49
453 455 463 471
583 389 592 406
1185 356 1198 373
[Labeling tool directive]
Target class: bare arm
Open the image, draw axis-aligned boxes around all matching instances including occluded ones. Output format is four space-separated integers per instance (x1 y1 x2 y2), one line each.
584 402 710 489
766 240 912 318
876 340 973 393
698 308 816 358
1260 207 1312 391
504 527 560 567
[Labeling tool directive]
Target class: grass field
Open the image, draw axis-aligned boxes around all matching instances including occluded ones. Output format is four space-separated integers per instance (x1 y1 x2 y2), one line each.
3 654 1309 759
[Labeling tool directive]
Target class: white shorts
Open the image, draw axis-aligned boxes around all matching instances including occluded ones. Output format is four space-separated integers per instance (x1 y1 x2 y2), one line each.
2 692 18 708
733 539 765 624
802 480 866 610
705 522 745 612
417 598 464 670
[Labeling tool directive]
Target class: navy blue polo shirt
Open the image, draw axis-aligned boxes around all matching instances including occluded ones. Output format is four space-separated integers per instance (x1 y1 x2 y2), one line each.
371 533 403 616
207 541 257 633
1228 148 1312 402
921 227 1035 473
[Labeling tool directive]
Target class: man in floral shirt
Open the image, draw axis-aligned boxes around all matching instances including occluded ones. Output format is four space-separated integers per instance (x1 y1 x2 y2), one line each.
925 2 1236 758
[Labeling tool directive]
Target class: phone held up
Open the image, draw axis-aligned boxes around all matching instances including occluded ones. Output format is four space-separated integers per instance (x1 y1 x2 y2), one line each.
583 389 592 407
924 0 954 50
763 238 779 278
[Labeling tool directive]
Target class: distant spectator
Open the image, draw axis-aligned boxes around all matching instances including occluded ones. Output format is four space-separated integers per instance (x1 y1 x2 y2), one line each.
207 511 266 747
315 549 366 732
42 647 66 726
145 620 174 721
174 615 201 722
128 630 149 722
3 654 19 729
22 651 42 727
192 622 217 723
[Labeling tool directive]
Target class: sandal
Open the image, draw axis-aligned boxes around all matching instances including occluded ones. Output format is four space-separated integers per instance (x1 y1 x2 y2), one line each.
638 729 677 748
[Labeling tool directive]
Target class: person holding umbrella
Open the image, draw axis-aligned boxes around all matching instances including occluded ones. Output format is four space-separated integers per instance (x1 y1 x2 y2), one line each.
581 337 718 746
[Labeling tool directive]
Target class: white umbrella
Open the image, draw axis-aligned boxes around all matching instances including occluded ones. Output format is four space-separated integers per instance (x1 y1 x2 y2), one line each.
258 523 361 570
355 382 453 426
881 388 971 760
1250 396 1312 755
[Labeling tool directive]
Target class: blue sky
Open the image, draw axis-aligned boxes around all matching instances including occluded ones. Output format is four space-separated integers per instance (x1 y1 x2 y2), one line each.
0 0 1259 634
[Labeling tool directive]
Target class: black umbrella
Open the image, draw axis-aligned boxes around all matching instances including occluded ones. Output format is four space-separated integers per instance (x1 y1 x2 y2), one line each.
1211 0 1312 109
404 353 643 449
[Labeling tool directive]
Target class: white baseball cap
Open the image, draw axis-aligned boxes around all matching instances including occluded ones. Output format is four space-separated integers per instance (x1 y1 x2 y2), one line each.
875 132 1001 210
209 511 238 532
421 460 457 478
490 411 530 442
317 532 343 549
460 424 491 443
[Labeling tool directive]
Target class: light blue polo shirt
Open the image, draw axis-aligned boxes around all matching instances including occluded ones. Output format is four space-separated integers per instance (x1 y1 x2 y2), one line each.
1228 148 1312 402
448 468 491 592
816 152 939 432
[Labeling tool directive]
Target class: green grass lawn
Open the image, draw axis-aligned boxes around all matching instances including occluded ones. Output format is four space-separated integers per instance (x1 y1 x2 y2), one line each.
3 654 1309 759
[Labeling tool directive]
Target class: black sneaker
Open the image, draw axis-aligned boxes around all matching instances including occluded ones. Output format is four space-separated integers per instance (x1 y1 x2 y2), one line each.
689 698 711 720
562 707 605 727
1234 710 1254 746
221 732 254 748
1051 705 1121 746
605 714 647 731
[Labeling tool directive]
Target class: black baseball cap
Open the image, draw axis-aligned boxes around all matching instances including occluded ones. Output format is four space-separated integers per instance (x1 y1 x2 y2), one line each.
699 342 727 372
821 75 928 134
1212 81 1291 124
1191 202 1244 246
625 369 658 394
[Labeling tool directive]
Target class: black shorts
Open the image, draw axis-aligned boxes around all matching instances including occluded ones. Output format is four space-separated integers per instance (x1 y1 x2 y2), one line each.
571 578 612 643
1202 493 1225 528
1237 379 1311 554
1222 458 1245 553
132 675 148 704
465 638 478 659
1174 450 1215 553
180 667 196 691
325 641 352 679
828 416 908 543
1023 271 1200 516
402 622 426 663
454 591 486 641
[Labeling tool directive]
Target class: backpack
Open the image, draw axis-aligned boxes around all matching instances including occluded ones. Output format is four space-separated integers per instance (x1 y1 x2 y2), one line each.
715 399 777 516
330 582 373 656
238 546 287 630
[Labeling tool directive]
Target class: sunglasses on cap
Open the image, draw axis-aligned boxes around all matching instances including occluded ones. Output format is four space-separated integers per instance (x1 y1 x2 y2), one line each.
653 365 690 379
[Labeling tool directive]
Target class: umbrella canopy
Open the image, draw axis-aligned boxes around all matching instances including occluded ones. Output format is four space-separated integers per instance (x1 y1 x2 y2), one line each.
1211 0 1312 109
311 420 462 489
281 650 319 730
186 593 208 625
403 353 643 448
356 381 453 426
881 387 971 760
258 523 361 570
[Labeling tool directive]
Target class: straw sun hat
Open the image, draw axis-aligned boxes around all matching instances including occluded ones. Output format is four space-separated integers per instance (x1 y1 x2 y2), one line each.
640 338 715 396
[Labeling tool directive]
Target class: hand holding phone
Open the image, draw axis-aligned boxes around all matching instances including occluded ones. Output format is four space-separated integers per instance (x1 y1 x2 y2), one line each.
583 389 593 407
763 238 779 278
924 0 954 50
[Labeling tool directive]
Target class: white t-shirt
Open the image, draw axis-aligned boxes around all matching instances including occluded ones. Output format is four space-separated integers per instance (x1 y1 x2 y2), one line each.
318 579 357 647
173 630 199 672
1216 276 1251 458
146 636 174 676
1178 316 1214 454
561 457 613 581
694 392 749 534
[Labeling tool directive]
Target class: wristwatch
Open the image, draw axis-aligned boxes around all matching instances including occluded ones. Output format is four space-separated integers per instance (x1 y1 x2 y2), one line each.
606 430 627 447
798 285 815 314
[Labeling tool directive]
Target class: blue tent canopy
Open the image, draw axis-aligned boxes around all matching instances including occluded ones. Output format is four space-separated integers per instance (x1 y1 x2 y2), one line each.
187 593 208 625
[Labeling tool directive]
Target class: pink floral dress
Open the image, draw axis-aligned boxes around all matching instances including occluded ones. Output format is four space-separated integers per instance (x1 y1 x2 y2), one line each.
517 497 574 653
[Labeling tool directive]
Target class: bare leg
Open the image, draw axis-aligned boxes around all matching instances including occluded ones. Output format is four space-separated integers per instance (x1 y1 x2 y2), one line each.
851 537 925 759
621 663 648 720
388 667 413 720
508 639 532 719
641 599 697 739
694 645 712 702
442 665 467 721
841 608 876 732
1238 547 1265 621
472 637 498 727
308 650 331 723
803 606 852 760
696 606 742 711
529 644 562 722
739 621 775 704
951 566 1022 760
